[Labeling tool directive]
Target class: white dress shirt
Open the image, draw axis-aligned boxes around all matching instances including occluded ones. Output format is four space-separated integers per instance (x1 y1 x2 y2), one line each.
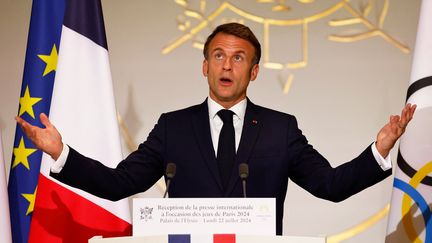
208 97 246 155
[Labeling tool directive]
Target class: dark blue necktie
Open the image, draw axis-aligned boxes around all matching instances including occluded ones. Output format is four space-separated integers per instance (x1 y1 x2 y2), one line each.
217 109 235 189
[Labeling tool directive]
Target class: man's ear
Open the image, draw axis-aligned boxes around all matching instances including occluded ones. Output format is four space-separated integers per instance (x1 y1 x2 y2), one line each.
202 59 208 77
250 64 259 81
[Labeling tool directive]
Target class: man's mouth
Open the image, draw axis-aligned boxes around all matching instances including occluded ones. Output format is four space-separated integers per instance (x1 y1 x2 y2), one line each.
220 77 232 83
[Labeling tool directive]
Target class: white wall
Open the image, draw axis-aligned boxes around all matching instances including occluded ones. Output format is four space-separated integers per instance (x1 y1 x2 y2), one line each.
0 0 421 242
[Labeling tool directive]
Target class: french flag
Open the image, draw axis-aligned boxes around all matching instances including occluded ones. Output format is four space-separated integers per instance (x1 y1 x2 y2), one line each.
168 234 236 243
29 0 131 242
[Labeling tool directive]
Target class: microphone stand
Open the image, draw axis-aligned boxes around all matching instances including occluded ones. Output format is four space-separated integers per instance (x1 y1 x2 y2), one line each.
163 163 176 198
239 163 249 198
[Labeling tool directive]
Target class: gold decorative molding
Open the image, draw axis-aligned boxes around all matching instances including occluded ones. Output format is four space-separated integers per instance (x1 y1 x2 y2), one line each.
326 204 390 243
163 0 410 94
329 0 410 54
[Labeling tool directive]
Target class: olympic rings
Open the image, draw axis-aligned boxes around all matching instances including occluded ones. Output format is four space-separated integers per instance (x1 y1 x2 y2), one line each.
393 161 432 243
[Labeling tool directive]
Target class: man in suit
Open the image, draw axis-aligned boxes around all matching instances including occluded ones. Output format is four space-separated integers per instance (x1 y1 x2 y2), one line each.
17 23 416 235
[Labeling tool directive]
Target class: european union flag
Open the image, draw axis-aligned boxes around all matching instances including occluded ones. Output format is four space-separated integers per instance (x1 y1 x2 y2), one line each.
8 0 65 242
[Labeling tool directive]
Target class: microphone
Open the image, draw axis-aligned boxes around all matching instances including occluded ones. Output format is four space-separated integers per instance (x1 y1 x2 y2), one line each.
238 163 249 198
163 163 176 198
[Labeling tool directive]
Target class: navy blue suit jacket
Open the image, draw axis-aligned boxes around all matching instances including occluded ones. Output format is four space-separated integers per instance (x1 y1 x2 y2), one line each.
52 99 392 234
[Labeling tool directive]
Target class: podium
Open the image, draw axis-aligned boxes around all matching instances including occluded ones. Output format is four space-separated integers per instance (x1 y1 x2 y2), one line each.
89 198 326 243
89 235 326 243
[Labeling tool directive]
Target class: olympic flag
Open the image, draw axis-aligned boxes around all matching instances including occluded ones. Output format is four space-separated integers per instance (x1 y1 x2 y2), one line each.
385 0 432 242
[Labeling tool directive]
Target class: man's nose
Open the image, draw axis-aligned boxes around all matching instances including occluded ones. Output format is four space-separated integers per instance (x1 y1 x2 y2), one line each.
222 58 232 71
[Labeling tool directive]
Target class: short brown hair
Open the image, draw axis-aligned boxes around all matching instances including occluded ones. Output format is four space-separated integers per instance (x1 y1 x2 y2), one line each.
203 23 261 65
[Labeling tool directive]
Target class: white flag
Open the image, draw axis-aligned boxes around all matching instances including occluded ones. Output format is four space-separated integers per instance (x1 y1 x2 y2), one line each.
0 132 12 243
385 0 432 242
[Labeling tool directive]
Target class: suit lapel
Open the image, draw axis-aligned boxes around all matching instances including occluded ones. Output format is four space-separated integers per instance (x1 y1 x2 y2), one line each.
191 99 224 191
225 99 261 196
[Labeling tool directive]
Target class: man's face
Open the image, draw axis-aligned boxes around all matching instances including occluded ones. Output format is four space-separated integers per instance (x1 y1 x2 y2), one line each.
203 33 259 108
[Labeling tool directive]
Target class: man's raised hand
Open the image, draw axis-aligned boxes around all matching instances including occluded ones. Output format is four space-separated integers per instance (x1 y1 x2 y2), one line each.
376 103 416 158
16 113 63 160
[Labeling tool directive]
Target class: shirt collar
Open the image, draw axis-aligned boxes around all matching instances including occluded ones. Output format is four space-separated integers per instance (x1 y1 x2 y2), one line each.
208 96 247 121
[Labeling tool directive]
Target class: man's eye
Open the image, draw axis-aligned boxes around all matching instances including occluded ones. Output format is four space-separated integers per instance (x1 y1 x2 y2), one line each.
233 55 242 61
215 53 223 60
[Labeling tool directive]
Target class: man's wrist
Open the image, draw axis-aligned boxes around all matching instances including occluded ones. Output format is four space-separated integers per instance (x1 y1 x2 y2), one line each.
375 141 390 158
372 142 392 171
51 143 64 161
50 144 69 174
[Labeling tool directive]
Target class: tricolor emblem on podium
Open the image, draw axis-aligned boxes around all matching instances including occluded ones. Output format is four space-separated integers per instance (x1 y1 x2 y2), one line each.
168 234 235 243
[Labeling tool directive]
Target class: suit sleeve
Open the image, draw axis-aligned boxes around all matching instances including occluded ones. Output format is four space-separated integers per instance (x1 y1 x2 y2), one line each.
50 114 167 201
286 117 392 202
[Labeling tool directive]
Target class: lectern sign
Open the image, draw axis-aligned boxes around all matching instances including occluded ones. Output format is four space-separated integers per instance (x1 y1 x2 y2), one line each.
133 198 276 236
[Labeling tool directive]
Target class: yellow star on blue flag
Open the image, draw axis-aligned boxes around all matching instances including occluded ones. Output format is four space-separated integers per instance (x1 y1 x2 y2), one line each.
21 186 37 216
18 86 42 119
38 44 58 76
12 137 37 170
